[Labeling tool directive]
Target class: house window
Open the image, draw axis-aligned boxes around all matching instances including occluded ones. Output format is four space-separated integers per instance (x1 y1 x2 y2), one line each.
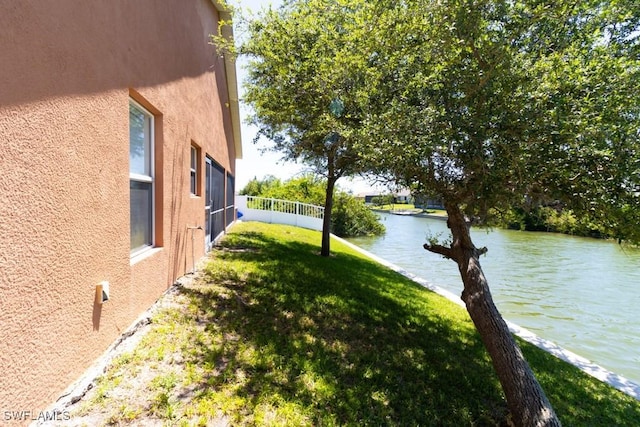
129 100 154 254
190 145 199 195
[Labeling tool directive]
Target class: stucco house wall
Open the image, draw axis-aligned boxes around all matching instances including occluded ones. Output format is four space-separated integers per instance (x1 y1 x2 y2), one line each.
0 0 241 415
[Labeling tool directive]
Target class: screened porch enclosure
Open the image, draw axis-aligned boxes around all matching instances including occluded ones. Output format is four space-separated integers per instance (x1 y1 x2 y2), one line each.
205 157 234 250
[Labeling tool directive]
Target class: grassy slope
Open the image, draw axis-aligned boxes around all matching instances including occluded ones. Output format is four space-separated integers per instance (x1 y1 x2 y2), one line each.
75 222 640 426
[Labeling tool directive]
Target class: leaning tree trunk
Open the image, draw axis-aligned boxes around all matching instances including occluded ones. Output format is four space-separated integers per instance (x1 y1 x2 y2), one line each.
320 176 337 257
426 202 560 427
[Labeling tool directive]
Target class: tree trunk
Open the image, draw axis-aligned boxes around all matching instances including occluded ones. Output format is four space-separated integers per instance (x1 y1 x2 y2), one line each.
428 202 560 426
320 176 337 257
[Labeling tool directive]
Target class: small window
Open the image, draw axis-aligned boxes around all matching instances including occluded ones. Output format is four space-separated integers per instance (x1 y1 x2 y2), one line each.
190 145 199 195
130 100 154 254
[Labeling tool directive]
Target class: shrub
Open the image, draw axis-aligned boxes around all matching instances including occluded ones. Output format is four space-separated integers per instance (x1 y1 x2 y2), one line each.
332 193 385 237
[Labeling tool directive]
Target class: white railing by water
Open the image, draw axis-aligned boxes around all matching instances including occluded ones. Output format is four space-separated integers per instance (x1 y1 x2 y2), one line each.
235 195 324 231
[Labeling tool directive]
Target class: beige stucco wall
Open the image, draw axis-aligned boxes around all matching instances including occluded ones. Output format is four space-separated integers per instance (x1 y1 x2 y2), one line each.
0 0 238 416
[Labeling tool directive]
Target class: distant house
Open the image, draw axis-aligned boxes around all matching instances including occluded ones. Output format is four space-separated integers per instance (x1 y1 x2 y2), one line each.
356 192 381 204
414 195 445 210
394 189 413 204
357 190 412 205
0 0 241 413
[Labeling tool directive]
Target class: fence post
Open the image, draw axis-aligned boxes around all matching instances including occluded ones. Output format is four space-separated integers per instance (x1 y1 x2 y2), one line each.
269 198 275 223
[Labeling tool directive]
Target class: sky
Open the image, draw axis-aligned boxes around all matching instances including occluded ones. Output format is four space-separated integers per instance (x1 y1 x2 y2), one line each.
232 0 383 195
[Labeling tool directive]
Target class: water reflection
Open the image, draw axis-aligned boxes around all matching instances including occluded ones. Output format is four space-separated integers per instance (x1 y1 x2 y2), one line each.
347 212 640 384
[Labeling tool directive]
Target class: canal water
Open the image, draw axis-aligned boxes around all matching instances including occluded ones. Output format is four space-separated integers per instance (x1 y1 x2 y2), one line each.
347 212 640 385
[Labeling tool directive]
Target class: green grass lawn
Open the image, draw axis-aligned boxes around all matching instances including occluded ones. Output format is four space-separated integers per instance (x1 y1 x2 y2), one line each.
372 203 418 211
371 204 448 217
76 222 640 426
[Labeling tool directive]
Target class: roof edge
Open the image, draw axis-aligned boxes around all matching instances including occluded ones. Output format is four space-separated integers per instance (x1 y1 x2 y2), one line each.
211 1 243 160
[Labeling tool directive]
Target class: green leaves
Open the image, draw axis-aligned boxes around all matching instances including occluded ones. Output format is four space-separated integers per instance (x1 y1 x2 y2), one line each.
231 0 639 241
355 0 639 239
240 0 373 179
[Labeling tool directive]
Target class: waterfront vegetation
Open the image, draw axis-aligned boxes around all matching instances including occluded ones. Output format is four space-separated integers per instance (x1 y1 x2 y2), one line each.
496 205 616 239
73 223 640 426
372 201 622 240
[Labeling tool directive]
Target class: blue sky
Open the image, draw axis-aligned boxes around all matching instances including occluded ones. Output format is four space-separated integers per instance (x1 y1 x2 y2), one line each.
233 0 381 195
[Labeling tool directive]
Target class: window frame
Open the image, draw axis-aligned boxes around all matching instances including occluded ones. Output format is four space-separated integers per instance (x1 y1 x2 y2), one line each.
190 144 200 196
129 99 155 256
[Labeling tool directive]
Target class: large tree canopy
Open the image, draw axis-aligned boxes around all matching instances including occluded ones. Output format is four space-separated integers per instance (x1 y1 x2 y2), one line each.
239 0 373 256
356 0 639 425
519 0 640 242
359 0 639 236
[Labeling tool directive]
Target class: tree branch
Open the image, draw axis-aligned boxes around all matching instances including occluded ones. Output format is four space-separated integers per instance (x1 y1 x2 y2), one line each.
423 243 453 259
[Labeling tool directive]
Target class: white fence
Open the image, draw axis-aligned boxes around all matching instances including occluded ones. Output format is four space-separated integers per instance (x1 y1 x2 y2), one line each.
235 195 324 231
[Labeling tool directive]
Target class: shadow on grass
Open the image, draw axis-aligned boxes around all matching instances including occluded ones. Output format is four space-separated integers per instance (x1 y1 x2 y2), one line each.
178 225 640 425
177 227 505 425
